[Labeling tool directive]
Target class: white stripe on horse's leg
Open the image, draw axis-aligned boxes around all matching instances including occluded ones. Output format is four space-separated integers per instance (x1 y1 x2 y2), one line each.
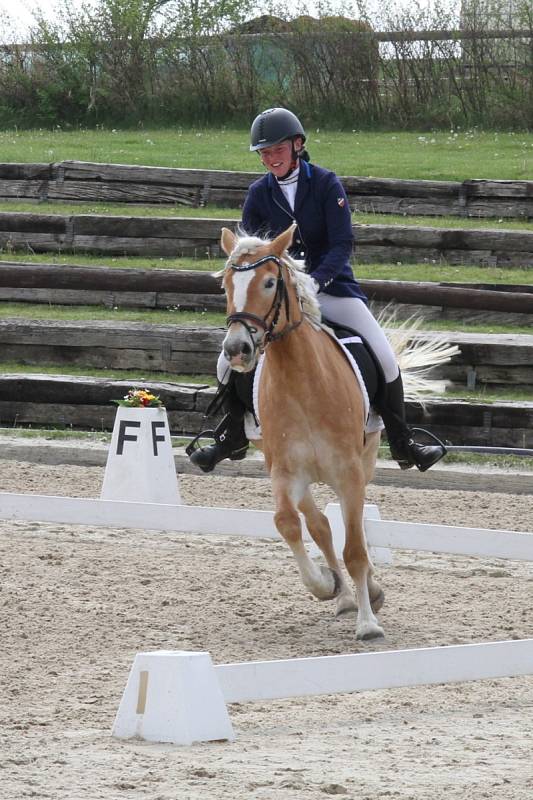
339 472 384 640
298 490 356 616
272 475 339 601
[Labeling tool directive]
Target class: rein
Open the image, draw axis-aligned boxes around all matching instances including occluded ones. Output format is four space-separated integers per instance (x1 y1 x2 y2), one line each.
226 254 302 348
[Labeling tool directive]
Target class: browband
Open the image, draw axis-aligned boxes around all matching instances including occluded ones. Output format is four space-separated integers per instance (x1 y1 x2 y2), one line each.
229 255 283 272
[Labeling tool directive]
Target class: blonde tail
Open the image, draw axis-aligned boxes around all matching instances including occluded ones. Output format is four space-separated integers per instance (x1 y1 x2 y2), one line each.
376 307 460 401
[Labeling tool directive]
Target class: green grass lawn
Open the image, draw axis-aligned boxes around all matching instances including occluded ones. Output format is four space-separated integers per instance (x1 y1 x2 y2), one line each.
1 127 532 180
0 360 215 385
0 301 531 335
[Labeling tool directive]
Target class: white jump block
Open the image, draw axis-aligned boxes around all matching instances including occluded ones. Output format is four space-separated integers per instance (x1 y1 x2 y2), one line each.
114 638 533 745
112 651 234 745
101 406 181 505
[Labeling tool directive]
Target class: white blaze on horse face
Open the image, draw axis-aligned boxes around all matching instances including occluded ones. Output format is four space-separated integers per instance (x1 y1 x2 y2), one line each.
232 269 256 312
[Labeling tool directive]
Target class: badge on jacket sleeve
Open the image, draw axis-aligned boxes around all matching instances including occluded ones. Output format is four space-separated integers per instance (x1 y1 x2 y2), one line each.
337 197 345 207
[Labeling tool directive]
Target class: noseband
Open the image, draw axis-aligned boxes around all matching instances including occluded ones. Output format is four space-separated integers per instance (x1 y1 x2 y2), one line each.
226 254 302 348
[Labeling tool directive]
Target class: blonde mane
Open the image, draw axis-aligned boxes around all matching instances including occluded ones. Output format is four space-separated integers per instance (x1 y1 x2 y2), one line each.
219 231 322 326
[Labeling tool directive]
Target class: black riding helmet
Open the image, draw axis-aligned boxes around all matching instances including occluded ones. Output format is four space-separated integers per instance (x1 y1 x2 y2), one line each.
250 108 306 151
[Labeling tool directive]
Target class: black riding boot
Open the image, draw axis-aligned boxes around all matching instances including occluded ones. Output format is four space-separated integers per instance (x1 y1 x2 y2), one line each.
186 373 251 474
379 373 446 472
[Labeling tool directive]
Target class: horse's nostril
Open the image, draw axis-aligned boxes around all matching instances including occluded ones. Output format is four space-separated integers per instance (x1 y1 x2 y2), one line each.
241 341 252 356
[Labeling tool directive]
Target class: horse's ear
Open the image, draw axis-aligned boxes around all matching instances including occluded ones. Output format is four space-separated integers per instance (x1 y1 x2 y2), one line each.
220 227 237 256
271 223 297 255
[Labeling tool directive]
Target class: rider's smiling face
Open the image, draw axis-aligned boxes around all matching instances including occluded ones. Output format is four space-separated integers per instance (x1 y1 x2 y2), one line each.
259 137 303 177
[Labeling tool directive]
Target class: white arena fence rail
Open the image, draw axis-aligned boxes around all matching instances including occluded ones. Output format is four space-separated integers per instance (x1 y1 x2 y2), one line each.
1 493 533 562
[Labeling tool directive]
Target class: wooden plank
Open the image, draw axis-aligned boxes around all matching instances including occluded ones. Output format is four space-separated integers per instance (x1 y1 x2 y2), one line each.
343 176 460 197
0 287 225 310
59 161 258 188
0 263 224 293
0 211 531 264
356 224 533 252
0 212 68 233
0 180 44 199
0 163 52 180
2 264 532 314
0 163 531 220
48 181 199 205
0 232 69 251
464 180 533 199
0 375 202 408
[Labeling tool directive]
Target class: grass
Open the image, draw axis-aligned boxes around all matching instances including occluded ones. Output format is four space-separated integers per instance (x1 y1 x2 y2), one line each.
1 251 532 285
0 361 216 385
1 127 532 181
0 303 226 326
0 426 192 447
1 299 532 334
1 200 532 232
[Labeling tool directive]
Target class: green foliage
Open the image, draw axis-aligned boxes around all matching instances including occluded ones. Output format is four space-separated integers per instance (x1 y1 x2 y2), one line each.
0 2 531 129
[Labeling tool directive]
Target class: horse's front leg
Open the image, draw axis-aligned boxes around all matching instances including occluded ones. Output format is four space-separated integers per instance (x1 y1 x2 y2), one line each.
271 472 340 601
298 489 357 617
338 467 385 641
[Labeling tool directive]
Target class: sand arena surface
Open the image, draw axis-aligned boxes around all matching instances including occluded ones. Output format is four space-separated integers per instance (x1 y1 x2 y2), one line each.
1 460 533 799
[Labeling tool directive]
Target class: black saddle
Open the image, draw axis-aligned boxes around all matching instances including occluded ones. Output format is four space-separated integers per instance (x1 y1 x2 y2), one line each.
322 318 386 407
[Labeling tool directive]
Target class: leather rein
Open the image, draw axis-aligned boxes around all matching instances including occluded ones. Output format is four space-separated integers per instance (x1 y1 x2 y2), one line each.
226 254 302 350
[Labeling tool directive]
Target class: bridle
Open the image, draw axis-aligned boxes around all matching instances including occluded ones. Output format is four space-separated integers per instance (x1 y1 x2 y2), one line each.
225 253 303 351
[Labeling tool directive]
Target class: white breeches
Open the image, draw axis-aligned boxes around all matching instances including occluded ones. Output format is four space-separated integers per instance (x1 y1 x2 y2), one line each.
217 294 399 385
318 294 399 383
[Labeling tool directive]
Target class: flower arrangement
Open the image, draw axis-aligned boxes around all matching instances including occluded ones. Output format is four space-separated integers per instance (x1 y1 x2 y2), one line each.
114 388 163 408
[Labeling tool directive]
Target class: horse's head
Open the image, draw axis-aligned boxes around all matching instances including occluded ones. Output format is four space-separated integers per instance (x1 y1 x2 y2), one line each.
219 223 299 372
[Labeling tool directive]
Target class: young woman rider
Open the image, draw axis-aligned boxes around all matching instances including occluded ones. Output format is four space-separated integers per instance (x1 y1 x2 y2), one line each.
188 108 446 473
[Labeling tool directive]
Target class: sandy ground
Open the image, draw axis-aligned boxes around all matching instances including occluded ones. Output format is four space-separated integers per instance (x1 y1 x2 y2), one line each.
1 461 533 800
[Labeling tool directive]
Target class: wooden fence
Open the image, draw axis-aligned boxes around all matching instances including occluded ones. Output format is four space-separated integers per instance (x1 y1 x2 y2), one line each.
1 161 532 219
1 319 532 392
0 264 532 324
0 374 531 448
1 212 532 266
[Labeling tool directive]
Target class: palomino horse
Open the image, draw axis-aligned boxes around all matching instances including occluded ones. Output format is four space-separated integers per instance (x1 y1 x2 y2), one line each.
220 223 449 640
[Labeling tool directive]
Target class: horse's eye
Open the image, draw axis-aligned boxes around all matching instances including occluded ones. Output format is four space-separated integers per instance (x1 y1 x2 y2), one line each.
264 278 276 289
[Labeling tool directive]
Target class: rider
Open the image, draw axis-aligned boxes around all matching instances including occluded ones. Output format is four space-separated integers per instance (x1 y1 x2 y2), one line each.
189 107 446 473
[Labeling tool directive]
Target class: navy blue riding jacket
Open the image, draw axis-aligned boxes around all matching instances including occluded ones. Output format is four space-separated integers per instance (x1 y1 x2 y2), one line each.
241 160 366 301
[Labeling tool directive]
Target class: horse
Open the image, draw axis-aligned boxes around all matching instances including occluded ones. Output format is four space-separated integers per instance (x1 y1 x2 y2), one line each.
219 223 455 640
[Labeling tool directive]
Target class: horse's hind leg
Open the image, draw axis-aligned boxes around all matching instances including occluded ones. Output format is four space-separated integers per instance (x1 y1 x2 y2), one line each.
339 468 384 640
298 490 357 617
361 430 385 612
272 473 339 601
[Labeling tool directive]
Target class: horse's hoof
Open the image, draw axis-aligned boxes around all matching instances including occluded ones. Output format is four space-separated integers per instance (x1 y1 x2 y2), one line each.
335 597 357 617
356 623 385 641
370 588 385 613
316 567 341 601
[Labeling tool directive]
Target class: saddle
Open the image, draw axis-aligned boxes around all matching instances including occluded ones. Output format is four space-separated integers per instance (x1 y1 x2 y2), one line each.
322 318 386 409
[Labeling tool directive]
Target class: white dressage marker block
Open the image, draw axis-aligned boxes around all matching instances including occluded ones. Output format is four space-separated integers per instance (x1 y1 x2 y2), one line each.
112 651 234 745
101 406 181 505
114 639 533 745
